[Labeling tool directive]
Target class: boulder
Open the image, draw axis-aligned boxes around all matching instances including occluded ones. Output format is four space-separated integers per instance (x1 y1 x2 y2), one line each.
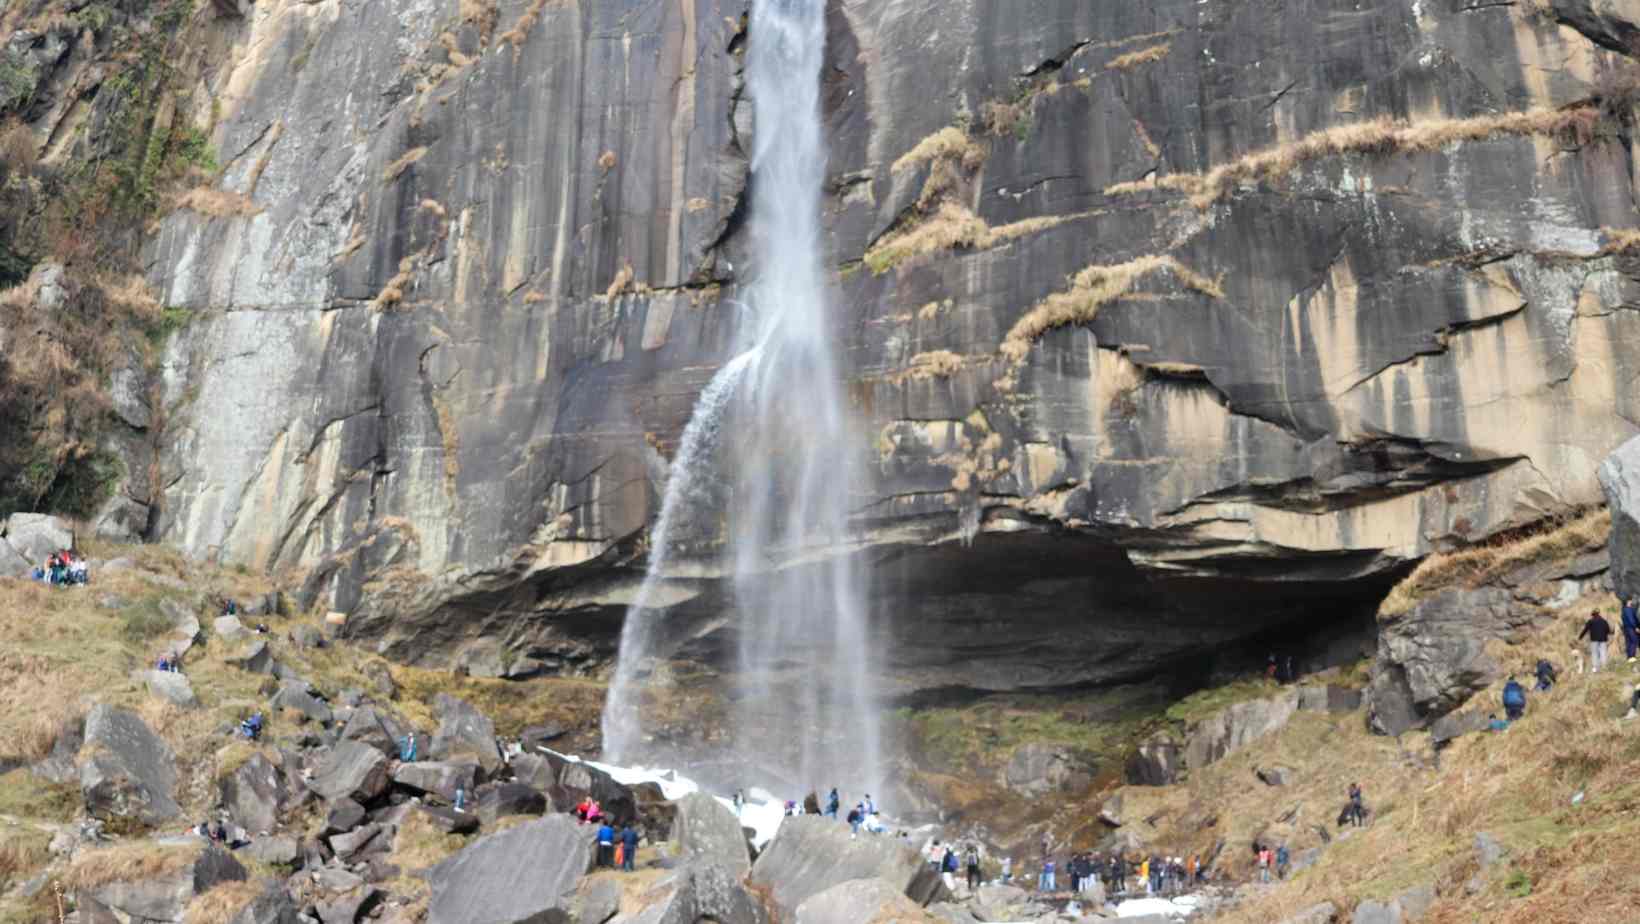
225 880 301 924
1002 742 1076 795
244 835 301 867
325 798 367 835
572 875 622 924
329 822 384 860
416 804 480 835
1126 737 1182 786
750 816 946 917
227 639 275 674
305 741 389 803
1256 766 1294 787
510 753 557 791
290 624 325 649
341 706 411 756
1184 691 1299 769
430 694 504 774
1601 434 1640 598
0 537 29 577
2 512 74 564
272 681 333 725
393 760 478 803
520 723 567 747
31 712 85 784
216 615 249 642
1351 884 1435 924
631 781 678 842
359 660 397 701
548 754 642 829
221 753 288 834
476 782 548 826
794 877 936 924
316 885 379 924
1430 710 1489 745
77 845 246 923
616 862 768 924
1298 685 1364 714
674 792 751 875
138 669 200 709
1280 905 1338 924
425 815 595 924
79 704 181 823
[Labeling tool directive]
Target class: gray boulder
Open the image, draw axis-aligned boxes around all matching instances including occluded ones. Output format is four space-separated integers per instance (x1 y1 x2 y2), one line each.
476 782 548 826
393 760 478 802
77 845 246 922
2 512 73 564
1280 904 1337 924
674 792 751 875
138 669 200 708
572 875 622 924
794 877 933 924
341 705 410 756
426 815 594 924
272 681 333 725
1430 710 1490 745
616 862 768 924
1127 737 1182 786
1256 766 1294 786
226 881 301 924
1600 434 1640 598
416 804 481 835
329 822 384 860
221 753 288 834
227 639 275 674
244 835 300 867
0 537 28 577
216 615 249 642
31 712 85 784
316 885 379 924
1298 685 1364 714
750 816 946 917
1351 884 1436 924
79 704 181 823
1184 691 1299 769
325 798 367 834
511 753 557 791
305 741 389 803
429 694 504 773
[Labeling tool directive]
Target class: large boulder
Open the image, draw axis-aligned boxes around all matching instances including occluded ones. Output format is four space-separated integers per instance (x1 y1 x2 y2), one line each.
1126 737 1182 786
220 753 289 834
75 845 246 923
305 741 389 803
392 760 478 802
476 781 548 826
547 754 642 830
1601 434 1640 599
1002 742 1078 795
2 512 74 564
1281 904 1339 924
613 862 768 924
138 670 200 709
674 792 751 875
1183 691 1300 769
340 705 411 756
0 537 29 577
425 815 595 924
429 694 503 774
1367 586 1550 735
226 639 275 674
750 816 946 917
271 681 334 725
1298 685 1364 714
794 877 938 924
225 880 301 924
510 753 557 791
79 704 181 823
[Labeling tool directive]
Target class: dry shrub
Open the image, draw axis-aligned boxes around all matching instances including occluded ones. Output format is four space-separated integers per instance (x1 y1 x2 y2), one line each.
459 0 498 42
998 255 1224 363
382 146 428 183
523 290 547 304
1105 106 1602 209
891 126 986 174
887 350 977 384
1107 43 1171 71
1600 226 1640 254
438 31 472 68
499 0 551 47
603 263 634 301
981 99 1027 139
1378 509 1610 618
373 256 418 310
183 879 264 924
597 150 617 173
863 203 1085 274
0 119 38 174
172 187 262 218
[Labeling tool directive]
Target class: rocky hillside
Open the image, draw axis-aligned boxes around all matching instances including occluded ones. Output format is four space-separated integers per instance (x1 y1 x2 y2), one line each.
3 0 1638 711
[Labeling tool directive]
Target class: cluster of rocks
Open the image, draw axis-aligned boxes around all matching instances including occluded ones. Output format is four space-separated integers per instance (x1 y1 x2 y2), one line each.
0 512 74 577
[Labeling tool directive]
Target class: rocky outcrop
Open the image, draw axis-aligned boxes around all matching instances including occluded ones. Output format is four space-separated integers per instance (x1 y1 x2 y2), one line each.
305 741 389 803
795 877 937 924
612 863 768 924
392 760 477 803
425 816 594 924
76 845 247 923
1600 435 1640 598
92 0 1635 716
138 670 200 709
673 792 751 875
1 512 72 568
221 753 289 834
79 705 181 824
1184 692 1300 770
751 816 945 917
429 694 503 774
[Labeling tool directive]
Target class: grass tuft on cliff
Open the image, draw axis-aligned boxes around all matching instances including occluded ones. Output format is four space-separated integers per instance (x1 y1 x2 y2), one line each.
1377 509 1608 619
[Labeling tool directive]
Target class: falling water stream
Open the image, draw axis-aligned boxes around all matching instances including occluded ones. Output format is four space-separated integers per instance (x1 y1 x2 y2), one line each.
600 0 881 796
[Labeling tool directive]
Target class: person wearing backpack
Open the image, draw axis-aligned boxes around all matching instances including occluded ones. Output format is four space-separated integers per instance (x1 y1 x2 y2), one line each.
1534 659 1557 692
1502 675 1527 720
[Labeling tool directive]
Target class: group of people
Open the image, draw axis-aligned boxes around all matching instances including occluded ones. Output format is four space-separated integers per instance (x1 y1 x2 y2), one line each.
33 549 88 586
1254 842 1291 883
998 850 1203 896
781 787 886 836
1489 599 1637 728
594 821 641 871
572 796 608 825
154 650 184 673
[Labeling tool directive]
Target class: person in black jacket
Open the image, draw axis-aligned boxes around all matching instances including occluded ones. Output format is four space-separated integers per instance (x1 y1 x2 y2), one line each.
1621 596 1639 664
1579 610 1614 673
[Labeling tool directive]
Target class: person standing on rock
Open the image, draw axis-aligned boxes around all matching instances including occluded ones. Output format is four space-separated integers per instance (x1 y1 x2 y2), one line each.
1580 610 1614 672
596 821 616 867
1621 596 1639 663
620 824 638 871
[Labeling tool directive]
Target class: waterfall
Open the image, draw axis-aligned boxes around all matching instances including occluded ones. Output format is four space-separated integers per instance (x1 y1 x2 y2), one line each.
601 0 881 796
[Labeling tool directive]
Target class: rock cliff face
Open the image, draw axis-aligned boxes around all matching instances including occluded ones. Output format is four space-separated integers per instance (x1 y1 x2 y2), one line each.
71 0 1640 692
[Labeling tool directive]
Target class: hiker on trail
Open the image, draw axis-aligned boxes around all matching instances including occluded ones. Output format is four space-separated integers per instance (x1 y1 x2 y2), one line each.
965 846 981 889
1068 853 1081 893
1276 845 1290 880
1579 610 1614 673
1150 854 1163 894
1535 658 1558 692
1256 846 1271 883
596 822 615 867
621 824 638 871
1346 783 1366 826
1621 596 1639 663
1001 855 1012 883
1502 676 1527 720
1187 854 1200 885
846 803 863 835
825 788 840 819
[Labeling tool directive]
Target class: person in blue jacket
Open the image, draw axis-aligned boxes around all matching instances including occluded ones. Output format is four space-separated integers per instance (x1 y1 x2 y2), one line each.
1502 676 1527 721
1620 596 1639 663
620 825 639 871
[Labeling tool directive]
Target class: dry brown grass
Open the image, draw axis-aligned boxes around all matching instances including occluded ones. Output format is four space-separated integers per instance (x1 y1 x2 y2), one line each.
182 878 263 924
388 807 469 874
1106 106 1601 209
885 350 983 384
1598 227 1640 255
863 203 1087 273
891 126 986 175
382 147 428 183
0 120 38 174
373 256 418 310
0 828 51 889
998 255 1223 364
603 263 634 301
458 0 498 43
1379 509 1609 618
172 187 262 219
499 0 552 47
65 842 203 891
1106 43 1171 71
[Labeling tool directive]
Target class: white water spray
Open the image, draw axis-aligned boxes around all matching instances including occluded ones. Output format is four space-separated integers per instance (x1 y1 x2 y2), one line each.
602 0 881 796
